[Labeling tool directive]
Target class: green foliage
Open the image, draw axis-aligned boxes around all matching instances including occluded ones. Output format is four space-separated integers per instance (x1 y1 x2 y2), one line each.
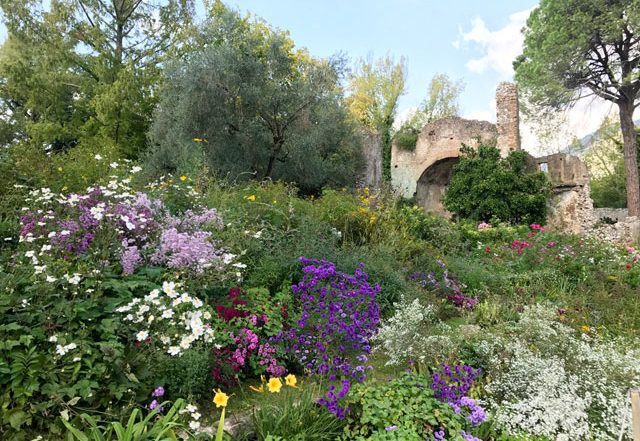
443 145 551 224
394 73 464 151
146 5 361 194
341 372 474 440
0 0 194 158
61 399 189 441
248 382 345 441
514 0 640 215
346 54 407 181
0 264 160 437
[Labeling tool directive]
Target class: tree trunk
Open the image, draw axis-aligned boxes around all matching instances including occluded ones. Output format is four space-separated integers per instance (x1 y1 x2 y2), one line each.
618 99 640 216
265 137 285 179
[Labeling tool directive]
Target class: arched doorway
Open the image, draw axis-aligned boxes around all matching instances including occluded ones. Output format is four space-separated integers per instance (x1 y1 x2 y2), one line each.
415 157 459 216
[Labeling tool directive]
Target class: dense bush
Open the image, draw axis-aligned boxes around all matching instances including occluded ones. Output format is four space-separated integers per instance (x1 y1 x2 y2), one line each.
443 145 551 224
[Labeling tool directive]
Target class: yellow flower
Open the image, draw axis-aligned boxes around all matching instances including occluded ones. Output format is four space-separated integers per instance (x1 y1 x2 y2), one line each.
180 175 187 181
213 389 229 408
192 137 208 143
285 374 297 388
57 167 63 172
244 194 256 201
249 384 264 393
267 377 282 393
580 325 591 333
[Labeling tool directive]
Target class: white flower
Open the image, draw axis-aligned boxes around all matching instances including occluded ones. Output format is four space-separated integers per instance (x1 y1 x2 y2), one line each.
191 411 201 420
136 330 149 341
189 421 200 431
60 230 70 236
56 345 67 356
64 273 81 285
48 231 57 238
73 357 81 362
167 346 181 356
46 275 57 283
34 265 46 274
222 253 236 264
160 336 171 345
192 298 203 308
25 250 36 258
94 154 103 160
65 343 77 351
203 311 211 320
110 162 119 169
49 335 58 343
232 262 247 269
161 309 174 319
162 281 178 298
131 166 142 173
186 404 197 413
41 244 52 252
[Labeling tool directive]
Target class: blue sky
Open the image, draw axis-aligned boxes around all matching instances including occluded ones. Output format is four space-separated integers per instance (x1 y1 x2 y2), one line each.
1 0 613 153
228 0 539 122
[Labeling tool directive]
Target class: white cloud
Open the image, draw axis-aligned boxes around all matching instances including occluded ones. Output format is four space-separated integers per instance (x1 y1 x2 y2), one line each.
455 8 533 78
463 98 496 123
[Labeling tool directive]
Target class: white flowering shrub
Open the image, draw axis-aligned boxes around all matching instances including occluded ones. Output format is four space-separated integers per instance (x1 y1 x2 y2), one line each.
117 281 222 357
374 297 457 368
476 305 640 440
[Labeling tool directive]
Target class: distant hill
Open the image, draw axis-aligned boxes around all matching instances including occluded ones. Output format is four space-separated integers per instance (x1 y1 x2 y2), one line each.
561 118 640 157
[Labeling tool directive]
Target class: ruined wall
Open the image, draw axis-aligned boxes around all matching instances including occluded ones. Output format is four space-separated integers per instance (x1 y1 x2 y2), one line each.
360 129 382 188
538 154 593 235
495 82 521 154
592 208 628 223
391 117 497 198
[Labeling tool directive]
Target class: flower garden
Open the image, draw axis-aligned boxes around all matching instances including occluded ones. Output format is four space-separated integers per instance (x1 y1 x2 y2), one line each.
0 158 638 441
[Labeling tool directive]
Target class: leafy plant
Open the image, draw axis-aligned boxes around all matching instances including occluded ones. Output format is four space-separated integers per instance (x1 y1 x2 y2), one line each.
61 399 191 441
443 145 550 224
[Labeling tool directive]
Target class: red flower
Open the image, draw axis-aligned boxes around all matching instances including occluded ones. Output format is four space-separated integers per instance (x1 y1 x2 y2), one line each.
626 263 633 269
485 246 491 253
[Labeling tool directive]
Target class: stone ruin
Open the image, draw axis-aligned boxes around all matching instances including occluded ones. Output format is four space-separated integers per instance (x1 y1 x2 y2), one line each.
379 81 638 240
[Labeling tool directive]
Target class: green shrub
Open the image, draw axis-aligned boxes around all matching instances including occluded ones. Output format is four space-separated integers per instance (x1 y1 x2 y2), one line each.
61 398 197 441
247 381 345 441
443 145 551 224
342 372 479 440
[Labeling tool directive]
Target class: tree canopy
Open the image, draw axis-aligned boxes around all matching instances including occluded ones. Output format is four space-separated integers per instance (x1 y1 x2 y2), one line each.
515 0 640 215
346 54 406 182
146 4 362 194
0 0 194 157
394 73 464 150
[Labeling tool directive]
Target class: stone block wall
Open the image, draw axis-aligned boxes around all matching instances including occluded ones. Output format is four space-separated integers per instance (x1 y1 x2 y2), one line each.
359 128 382 188
592 208 628 223
496 82 521 154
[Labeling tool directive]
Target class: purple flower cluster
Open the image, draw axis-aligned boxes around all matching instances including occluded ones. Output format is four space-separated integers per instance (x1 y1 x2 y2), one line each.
150 228 223 272
18 185 229 275
431 363 486 437
409 271 439 289
282 257 381 418
410 262 477 310
148 386 165 413
431 363 480 404
460 430 482 441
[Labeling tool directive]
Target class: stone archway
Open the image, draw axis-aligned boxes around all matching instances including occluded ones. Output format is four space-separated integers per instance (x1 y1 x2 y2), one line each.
415 157 459 216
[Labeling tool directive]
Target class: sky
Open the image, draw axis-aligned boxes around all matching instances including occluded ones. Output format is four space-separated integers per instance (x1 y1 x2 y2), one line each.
0 0 615 154
226 0 614 154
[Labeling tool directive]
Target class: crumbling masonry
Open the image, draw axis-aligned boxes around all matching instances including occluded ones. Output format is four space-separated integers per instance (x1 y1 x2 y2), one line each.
389 82 594 235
